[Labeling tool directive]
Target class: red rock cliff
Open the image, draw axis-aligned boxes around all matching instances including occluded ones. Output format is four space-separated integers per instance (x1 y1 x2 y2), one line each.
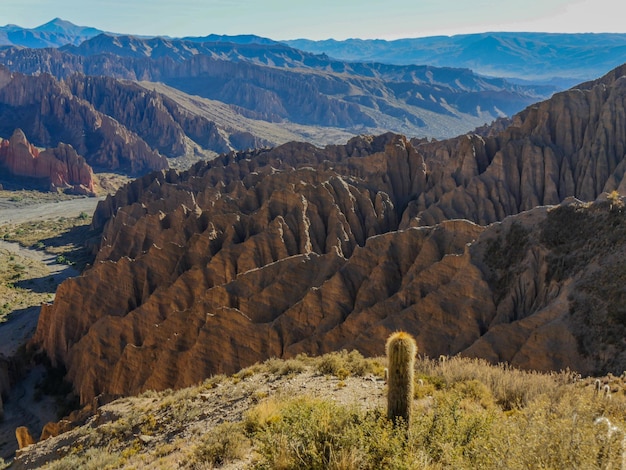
0 128 96 194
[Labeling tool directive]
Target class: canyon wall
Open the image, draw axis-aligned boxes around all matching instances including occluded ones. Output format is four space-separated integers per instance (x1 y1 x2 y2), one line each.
0 66 167 174
0 36 545 139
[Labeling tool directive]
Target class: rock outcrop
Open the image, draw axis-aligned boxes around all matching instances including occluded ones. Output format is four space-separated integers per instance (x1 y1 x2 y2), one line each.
39 420 71 442
0 129 96 194
30 63 626 404
15 427 35 450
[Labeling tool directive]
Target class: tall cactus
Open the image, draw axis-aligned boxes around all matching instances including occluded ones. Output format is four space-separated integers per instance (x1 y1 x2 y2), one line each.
386 331 417 425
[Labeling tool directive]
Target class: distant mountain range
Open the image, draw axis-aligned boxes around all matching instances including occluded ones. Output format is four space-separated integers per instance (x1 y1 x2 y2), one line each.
0 29 549 169
3 19 626 88
285 33 626 87
0 18 102 48
2 19 625 180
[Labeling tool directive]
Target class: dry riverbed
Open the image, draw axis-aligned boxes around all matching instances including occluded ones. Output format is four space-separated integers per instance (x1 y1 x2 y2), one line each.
0 193 102 461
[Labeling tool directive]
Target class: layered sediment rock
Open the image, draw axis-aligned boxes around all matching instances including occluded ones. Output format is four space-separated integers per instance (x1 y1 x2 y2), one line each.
0 128 95 194
0 66 167 174
0 36 545 138
407 68 626 226
31 64 626 403
64 74 234 156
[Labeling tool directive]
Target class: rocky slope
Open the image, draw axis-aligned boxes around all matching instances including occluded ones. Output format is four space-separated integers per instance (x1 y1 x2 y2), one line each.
0 34 548 139
29 63 626 404
63 74 234 157
404 64 626 226
0 62 350 171
10 353 626 470
0 66 167 175
0 129 95 194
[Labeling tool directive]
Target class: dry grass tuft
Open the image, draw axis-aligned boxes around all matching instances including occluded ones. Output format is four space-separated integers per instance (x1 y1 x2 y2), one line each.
13 352 626 469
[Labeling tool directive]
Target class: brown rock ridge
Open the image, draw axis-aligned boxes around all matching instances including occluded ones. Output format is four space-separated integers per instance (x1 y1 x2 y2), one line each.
405 66 626 226
30 64 626 403
0 66 167 175
64 74 237 156
0 37 544 139
0 129 96 194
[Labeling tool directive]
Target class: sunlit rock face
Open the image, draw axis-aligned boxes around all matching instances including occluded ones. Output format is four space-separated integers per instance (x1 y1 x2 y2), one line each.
0 128 96 194
32 63 626 403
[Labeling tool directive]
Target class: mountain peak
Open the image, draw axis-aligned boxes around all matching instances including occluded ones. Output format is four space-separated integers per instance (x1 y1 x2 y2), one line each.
33 17 103 38
35 17 77 32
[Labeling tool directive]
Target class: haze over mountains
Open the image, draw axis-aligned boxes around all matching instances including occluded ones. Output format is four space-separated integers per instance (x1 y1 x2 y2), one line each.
0 19 624 179
0 18 102 48
1 19 625 183
0 32 544 146
286 33 626 87
4 19 626 87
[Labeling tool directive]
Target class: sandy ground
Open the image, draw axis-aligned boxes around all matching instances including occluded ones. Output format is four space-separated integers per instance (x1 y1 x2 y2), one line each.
0 197 100 460
0 364 58 461
0 196 102 226
0 237 79 460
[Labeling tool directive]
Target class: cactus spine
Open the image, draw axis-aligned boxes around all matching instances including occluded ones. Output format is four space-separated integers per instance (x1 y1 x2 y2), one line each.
386 331 417 425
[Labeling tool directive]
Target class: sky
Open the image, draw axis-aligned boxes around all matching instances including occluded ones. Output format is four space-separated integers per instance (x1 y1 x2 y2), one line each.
1 0 625 40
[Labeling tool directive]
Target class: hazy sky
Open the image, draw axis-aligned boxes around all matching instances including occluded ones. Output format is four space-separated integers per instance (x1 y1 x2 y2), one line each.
1 0 624 40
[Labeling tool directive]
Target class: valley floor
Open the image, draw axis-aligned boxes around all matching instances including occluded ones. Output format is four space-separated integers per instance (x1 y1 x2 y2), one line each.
0 193 102 227
0 195 101 460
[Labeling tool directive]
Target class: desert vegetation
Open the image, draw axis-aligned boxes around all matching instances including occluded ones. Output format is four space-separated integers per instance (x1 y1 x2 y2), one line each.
1 213 94 268
13 351 626 469
0 211 94 322
0 247 52 322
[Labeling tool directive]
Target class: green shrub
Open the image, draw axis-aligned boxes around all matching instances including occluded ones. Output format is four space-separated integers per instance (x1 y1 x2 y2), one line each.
316 350 382 378
265 357 307 376
249 357 626 470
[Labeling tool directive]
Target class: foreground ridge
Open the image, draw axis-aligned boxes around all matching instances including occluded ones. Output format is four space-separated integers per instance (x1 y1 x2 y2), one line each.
11 353 626 469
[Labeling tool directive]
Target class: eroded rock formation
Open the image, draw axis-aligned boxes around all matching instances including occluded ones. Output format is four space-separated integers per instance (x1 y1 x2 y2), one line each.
406 68 626 226
15 427 35 450
0 66 167 174
0 36 546 139
0 129 96 194
64 75 236 157
30 63 626 403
